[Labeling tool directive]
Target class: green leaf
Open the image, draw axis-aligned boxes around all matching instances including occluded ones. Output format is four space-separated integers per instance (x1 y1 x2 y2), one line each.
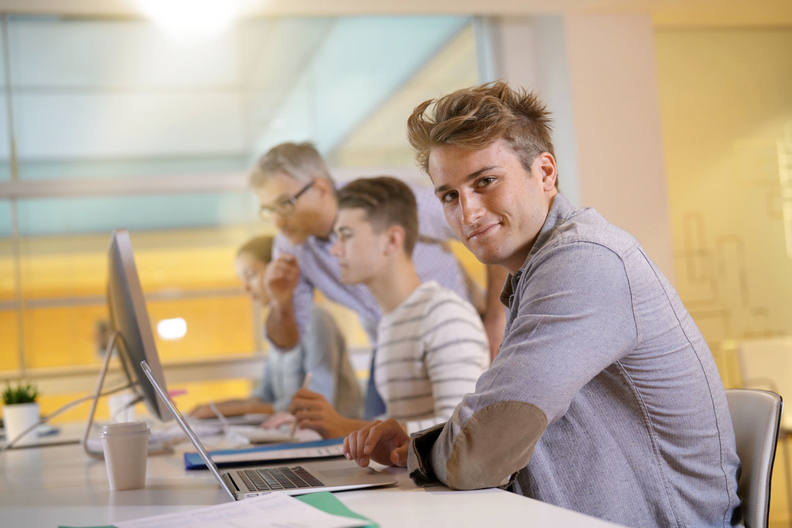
2 382 39 405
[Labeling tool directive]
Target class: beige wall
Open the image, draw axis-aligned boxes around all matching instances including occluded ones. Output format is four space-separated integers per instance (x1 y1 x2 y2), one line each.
492 14 675 282
566 14 674 283
655 28 792 386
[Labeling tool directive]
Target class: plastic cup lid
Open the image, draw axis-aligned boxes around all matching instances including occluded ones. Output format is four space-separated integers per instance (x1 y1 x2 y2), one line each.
100 421 149 436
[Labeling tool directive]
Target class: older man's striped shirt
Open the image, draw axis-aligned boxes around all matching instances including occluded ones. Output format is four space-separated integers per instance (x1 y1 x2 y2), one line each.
374 281 490 435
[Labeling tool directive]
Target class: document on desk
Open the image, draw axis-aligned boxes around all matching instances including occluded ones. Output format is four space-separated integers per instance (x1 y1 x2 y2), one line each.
111 492 368 528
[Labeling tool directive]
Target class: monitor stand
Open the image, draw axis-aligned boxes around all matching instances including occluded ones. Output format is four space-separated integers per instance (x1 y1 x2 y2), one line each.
81 331 173 459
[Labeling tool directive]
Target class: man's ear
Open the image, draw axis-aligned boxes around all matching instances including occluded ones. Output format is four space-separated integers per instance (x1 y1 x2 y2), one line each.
534 153 558 192
383 225 406 256
313 177 334 197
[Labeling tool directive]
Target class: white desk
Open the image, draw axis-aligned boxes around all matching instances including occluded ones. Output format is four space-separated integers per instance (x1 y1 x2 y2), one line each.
0 439 624 528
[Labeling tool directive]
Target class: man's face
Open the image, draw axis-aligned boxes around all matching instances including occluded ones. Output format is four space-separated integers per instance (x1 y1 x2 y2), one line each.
234 252 270 304
429 138 557 274
255 172 324 245
330 208 388 285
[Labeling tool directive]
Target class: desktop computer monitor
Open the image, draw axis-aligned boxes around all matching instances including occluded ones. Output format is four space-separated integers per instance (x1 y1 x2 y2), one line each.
107 228 172 422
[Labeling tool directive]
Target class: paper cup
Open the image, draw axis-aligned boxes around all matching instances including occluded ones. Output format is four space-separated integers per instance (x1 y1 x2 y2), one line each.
101 421 149 491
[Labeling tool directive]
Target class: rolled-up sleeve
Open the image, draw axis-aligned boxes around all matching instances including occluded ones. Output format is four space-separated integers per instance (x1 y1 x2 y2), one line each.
408 241 639 490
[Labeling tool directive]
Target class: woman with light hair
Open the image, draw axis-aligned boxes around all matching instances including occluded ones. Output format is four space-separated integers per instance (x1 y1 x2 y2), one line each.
191 235 361 421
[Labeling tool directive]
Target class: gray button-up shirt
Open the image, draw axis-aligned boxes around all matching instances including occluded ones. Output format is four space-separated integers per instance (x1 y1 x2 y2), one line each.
408 193 742 528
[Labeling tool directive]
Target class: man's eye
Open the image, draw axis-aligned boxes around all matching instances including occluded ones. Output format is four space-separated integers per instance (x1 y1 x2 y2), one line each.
476 177 495 188
441 191 458 203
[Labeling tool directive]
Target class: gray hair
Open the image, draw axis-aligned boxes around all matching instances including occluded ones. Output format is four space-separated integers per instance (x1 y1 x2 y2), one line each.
249 142 334 187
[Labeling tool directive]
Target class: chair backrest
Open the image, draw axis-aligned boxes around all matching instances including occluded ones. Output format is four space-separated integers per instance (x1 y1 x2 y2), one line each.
726 388 783 528
737 338 792 430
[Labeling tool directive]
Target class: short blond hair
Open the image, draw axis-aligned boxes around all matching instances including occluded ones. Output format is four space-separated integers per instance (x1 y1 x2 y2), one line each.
249 142 334 188
407 81 556 185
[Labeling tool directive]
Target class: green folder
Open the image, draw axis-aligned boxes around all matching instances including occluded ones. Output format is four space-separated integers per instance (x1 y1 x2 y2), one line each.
59 491 378 528
297 491 379 528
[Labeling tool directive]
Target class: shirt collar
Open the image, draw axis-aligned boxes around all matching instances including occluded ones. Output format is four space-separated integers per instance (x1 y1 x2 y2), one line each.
499 192 576 307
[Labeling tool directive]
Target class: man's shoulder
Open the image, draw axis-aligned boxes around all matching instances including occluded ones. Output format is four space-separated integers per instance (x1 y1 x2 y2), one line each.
413 282 482 324
515 208 646 302
543 207 641 261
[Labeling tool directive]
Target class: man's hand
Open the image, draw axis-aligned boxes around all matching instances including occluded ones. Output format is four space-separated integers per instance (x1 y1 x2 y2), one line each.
343 419 410 468
288 389 367 439
265 254 300 306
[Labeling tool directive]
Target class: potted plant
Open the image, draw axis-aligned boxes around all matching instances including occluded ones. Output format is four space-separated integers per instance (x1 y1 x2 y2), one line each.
2 382 40 446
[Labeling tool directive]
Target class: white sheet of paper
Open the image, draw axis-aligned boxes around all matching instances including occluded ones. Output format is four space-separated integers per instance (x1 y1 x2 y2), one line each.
113 492 369 528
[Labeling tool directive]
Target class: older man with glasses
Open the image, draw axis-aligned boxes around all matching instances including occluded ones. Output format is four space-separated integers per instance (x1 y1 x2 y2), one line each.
250 142 507 420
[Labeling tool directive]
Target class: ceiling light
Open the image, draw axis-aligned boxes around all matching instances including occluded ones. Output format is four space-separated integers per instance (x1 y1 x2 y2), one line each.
137 0 242 38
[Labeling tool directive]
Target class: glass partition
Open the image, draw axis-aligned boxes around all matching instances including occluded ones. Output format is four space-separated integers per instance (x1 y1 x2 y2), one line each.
0 199 17 371
0 14 484 386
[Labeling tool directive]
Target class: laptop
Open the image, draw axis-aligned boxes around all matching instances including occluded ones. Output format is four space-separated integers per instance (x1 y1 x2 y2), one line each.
141 361 397 500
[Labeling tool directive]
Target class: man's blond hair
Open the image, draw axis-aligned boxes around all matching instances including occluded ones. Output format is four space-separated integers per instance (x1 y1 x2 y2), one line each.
249 142 334 188
406 81 556 186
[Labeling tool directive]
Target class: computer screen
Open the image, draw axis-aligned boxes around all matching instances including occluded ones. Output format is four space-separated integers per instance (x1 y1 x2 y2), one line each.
107 228 172 422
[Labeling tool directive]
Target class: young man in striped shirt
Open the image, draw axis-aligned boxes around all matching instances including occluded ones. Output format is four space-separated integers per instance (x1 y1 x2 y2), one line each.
289 176 490 438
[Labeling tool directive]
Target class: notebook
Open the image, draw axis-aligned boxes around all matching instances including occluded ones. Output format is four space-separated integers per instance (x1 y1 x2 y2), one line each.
141 360 397 500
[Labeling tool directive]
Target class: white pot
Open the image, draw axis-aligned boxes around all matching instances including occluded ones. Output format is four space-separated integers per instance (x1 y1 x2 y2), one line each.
3 402 40 446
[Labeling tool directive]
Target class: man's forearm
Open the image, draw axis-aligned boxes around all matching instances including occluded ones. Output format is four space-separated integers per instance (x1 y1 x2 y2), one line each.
266 301 300 349
409 400 546 490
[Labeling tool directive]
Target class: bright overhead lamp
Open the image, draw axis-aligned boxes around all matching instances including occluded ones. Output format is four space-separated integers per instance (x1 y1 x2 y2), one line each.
137 0 244 38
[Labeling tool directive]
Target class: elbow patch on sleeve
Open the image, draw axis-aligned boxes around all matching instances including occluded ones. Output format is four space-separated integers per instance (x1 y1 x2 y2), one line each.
445 401 547 491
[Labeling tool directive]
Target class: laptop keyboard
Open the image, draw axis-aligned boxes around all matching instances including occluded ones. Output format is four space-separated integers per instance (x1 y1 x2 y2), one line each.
239 466 325 492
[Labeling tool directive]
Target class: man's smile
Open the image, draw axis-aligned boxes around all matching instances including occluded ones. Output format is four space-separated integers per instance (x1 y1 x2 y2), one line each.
466 222 500 241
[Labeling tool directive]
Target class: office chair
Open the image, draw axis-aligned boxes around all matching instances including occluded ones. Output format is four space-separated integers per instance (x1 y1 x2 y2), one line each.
726 389 783 528
737 338 792 527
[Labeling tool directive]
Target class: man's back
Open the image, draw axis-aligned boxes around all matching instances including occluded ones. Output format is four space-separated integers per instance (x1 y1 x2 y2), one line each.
374 281 489 434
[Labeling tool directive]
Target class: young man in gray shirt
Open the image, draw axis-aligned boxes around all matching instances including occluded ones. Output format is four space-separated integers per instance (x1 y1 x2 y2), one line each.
343 82 742 527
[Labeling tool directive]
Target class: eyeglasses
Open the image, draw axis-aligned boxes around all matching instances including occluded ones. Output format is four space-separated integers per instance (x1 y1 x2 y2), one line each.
258 180 315 220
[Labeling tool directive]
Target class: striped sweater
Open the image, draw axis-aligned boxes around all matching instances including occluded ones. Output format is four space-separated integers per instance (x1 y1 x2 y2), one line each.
374 281 490 434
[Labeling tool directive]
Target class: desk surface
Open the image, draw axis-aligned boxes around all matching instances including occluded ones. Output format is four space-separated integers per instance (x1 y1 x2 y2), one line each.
0 438 624 528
